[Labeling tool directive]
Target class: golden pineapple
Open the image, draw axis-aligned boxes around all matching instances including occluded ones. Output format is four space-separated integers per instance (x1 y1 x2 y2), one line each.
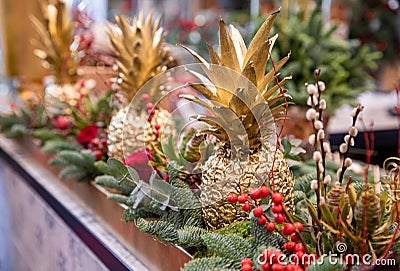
31 0 87 118
107 107 173 161
106 12 176 161
181 10 294 229
31 0 81 85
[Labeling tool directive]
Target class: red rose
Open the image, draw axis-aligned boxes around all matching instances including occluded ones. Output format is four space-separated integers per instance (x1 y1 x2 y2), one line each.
76 125 98 145
124 149 153 181
52 116 70 130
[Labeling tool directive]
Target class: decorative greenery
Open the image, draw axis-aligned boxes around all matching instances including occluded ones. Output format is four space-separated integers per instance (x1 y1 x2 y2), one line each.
272 3 382 114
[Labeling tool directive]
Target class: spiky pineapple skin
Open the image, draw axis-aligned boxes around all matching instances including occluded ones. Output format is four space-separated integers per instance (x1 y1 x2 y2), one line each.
200 143 294 230
107 107 174 162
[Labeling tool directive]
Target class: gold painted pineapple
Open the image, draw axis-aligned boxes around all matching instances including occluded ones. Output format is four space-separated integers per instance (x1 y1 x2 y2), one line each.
181 10 294 229
106 12 176 161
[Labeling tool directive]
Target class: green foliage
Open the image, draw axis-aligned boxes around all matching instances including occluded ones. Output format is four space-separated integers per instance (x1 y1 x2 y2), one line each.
135 218 178 243
42 139 82 154
33 128 61 141
0 111 30 138
250 217 286 249
177 226 207 247
201 233 253 260
95 175 135 195
272 5 381 114
181 256 239 271
51 150 100 181
216 221 251 239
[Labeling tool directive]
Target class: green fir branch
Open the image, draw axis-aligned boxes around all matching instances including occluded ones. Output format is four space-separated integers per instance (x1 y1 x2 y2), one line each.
135 218 178 243
181 256 239 271
201 233 253 260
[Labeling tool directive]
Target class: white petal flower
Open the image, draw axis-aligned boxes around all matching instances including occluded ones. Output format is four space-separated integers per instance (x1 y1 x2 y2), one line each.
349 126 358 137
319 99 327 110
308 134 316 145
339 143 348 153
324 175 332 185
344 134 350 143
313 151 322 162
307 96 313 106
314 120 323 130
306 108 318 120
311 180 318 190
344 158 353 167
318 81 326 91
317 129 325 140
307 84 318 95
323 142 331 153
318 162 324 172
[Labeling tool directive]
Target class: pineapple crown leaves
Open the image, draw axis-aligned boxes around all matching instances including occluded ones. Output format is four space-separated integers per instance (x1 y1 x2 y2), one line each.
181 9 291 122
31 0 80 84
181 67 276 153
107 11 174 101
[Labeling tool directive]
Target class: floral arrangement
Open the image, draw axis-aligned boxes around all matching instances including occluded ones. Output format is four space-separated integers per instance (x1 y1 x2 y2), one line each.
0 5 399 271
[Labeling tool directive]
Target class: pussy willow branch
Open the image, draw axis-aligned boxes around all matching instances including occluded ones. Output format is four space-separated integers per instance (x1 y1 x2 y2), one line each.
338 105 363 184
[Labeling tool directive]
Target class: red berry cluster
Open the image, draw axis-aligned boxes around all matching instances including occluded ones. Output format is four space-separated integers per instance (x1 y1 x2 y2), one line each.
227 185 270 221
87 137 107 160
240 245 318 271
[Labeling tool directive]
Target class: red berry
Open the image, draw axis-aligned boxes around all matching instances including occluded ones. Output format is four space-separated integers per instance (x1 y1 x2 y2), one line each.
290 232 299 242
295 243 305 252
146 102 154 110
227 193 238 203
270 250 283 263
241 258 252 266
142 93 150 101
238 194 248 203
273 213 285 224
155 131 160 137
253 207 264 217
284 241 296 252
295 251 305 261
271 204 283 213
285 264 296 271
271 263 284 271
265 222 275 232
250 188 261 199
154 124 161 130
282 223 295 236
258 215 267 225
242 264 252 271
271 192 283 204
260 262 271 271
309 252 318 261
259 185 270 198
242 203 251 211
294 222 304 232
